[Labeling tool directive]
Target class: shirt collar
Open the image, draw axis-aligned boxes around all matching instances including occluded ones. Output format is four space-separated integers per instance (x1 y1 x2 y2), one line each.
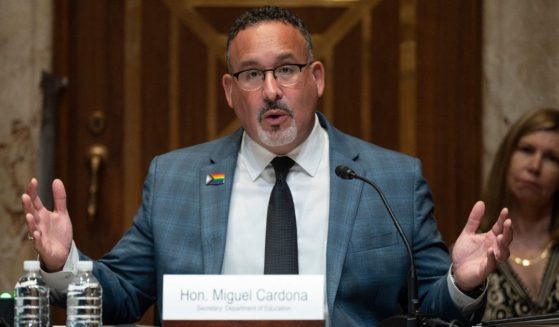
240 114 326 181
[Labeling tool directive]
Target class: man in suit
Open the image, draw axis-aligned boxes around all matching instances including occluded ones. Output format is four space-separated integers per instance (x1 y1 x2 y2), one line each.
22 6 512 326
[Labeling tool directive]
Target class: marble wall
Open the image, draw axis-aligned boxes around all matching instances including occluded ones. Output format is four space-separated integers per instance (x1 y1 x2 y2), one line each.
0 0 52 291
482 0 559 180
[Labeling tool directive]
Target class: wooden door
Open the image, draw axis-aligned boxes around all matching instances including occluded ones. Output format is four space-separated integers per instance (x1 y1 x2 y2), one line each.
52 0 481 323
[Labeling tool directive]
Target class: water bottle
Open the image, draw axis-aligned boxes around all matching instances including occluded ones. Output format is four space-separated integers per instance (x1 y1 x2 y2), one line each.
66 261 102 327
14 260 50 327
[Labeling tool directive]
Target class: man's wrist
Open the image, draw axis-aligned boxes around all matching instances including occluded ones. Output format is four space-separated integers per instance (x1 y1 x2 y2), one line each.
39 260 64 273
457 281 486 298
450 267 487 298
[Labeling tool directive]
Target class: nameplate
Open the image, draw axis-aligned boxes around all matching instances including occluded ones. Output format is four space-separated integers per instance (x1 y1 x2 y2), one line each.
162 275 324 321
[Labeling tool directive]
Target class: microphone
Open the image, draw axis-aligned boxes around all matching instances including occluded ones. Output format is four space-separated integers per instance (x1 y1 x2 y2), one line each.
335 165 420 326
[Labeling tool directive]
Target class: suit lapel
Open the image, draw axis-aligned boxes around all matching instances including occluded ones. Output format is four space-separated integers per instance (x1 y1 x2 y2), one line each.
199 130 242 274
318 112 366 313
326 153 365 313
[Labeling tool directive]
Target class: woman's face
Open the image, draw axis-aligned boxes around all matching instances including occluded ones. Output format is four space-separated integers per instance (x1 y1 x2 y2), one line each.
507 130 559 207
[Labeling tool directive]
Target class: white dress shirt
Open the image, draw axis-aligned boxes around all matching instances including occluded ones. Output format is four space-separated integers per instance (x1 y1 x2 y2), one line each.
222 115 330 274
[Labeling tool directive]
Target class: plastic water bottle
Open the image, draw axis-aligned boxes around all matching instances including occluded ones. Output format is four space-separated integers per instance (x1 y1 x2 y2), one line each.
66 261 102 327
14 260 50 327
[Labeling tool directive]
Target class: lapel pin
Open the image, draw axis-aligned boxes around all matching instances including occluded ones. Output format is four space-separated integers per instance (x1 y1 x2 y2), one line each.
206 172 225 185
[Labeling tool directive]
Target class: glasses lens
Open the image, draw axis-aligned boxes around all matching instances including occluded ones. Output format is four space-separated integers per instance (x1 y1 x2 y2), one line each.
238 70 263 91
275 65 301 86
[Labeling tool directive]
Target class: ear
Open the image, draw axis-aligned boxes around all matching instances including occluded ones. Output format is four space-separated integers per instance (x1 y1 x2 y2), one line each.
222 73 234 108
310 61 325 97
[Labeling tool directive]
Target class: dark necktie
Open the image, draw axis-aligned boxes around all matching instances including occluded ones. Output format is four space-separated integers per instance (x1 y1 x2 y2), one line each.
264 156 298 274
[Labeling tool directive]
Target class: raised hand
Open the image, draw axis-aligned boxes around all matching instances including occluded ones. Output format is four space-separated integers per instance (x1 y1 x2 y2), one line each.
21 178 73 272
451 201 513 291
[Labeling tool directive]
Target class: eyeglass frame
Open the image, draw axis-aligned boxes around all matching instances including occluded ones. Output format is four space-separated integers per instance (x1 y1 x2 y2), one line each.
231 62 311 91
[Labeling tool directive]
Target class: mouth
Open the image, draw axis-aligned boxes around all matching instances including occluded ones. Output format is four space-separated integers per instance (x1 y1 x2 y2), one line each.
261 109 292 126
518 179 542 191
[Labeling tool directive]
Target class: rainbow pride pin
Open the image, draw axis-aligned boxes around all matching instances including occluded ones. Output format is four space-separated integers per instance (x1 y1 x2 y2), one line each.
206 172 225 185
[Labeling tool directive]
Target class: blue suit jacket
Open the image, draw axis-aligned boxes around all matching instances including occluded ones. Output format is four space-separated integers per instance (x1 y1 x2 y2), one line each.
86 112 469 325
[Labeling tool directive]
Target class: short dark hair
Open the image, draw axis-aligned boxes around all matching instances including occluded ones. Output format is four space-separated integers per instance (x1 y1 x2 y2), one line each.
225 6 314 70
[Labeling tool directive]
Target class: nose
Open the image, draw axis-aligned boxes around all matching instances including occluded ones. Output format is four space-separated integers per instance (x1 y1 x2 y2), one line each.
527 153 543 174
261 71 282 101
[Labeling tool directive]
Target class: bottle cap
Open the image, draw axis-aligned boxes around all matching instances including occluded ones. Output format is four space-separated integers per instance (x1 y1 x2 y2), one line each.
23 260 40 271
0 292 12 299
76 261 93 271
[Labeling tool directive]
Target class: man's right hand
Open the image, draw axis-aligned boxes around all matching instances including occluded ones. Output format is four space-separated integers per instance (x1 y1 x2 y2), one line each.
22 178 73 272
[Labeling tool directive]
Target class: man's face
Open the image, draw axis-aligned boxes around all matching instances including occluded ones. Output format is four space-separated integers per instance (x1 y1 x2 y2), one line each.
222 21 325 155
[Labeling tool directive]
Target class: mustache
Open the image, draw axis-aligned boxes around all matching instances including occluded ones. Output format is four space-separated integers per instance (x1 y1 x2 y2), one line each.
258 101 294 121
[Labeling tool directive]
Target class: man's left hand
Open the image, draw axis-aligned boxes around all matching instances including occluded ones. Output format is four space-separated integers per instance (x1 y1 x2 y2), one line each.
451 201 513 291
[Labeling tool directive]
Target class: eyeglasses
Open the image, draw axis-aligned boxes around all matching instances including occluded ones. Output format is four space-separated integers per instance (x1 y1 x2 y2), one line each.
232 63 310 91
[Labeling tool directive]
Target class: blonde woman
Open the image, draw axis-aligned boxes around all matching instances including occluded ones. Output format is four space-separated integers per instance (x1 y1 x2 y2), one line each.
481 108 559 320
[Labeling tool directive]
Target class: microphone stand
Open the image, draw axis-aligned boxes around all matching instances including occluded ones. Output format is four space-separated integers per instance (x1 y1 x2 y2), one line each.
335 166 422 327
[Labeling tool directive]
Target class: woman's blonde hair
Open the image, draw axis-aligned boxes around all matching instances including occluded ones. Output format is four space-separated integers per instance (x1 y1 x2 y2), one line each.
480 108 559 239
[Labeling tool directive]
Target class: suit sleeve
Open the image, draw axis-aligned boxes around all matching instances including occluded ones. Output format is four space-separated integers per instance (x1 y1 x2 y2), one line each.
89 157 159 324
412 161 483 322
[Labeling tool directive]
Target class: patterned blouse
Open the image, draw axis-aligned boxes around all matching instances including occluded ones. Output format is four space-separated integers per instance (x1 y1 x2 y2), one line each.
483 244 559 321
